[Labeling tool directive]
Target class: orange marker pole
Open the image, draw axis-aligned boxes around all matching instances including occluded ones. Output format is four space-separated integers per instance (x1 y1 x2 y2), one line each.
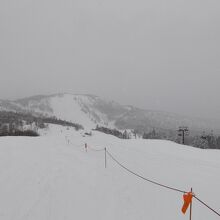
105 147 107 168
190 188 193 220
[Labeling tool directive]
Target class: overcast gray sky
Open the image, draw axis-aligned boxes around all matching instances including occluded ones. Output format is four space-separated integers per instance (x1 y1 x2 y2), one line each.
0 0 220 118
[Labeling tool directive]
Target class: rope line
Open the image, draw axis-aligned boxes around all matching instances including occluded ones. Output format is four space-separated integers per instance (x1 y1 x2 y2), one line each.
194 195 220 217
71 141 220 217
106 150 187 194
106 149 220 217
68 139 84 148
88 145 105 152
70 142 83 148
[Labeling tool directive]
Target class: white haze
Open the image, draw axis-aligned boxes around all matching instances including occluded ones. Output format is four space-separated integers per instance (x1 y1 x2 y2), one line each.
0 0 220 119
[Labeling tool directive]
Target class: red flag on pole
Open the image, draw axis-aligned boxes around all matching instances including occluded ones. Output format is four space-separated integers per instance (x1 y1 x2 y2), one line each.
182 192 193 214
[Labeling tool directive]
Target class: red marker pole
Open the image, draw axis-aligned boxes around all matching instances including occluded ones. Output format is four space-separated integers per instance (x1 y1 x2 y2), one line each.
85 143 87 152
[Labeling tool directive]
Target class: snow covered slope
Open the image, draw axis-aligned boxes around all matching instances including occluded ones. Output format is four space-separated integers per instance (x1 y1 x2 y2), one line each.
0 125 219 220
14 94 123 129
1 93 220 133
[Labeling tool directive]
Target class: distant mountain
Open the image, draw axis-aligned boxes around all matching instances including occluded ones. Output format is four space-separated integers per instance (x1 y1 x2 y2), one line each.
1 93 220 134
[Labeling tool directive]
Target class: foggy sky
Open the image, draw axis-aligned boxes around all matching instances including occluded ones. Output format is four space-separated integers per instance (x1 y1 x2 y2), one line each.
0 0 220 119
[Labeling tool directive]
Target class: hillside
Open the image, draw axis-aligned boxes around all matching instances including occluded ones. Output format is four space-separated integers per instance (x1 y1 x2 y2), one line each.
1 93 220 134
0 125 219 220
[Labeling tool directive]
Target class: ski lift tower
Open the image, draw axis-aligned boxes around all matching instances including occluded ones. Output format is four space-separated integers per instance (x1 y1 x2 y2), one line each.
178 126 189 144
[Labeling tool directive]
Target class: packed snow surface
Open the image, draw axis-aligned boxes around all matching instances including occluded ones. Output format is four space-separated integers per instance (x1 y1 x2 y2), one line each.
0 125 220 220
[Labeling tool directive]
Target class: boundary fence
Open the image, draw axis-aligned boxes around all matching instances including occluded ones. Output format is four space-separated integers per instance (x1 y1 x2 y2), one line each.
66 139 220 218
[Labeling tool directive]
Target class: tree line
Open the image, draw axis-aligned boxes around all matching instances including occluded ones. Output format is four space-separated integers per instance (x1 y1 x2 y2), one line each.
0 111 83 136
95 125 220 150
143 128 220 150
94 125 130 139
